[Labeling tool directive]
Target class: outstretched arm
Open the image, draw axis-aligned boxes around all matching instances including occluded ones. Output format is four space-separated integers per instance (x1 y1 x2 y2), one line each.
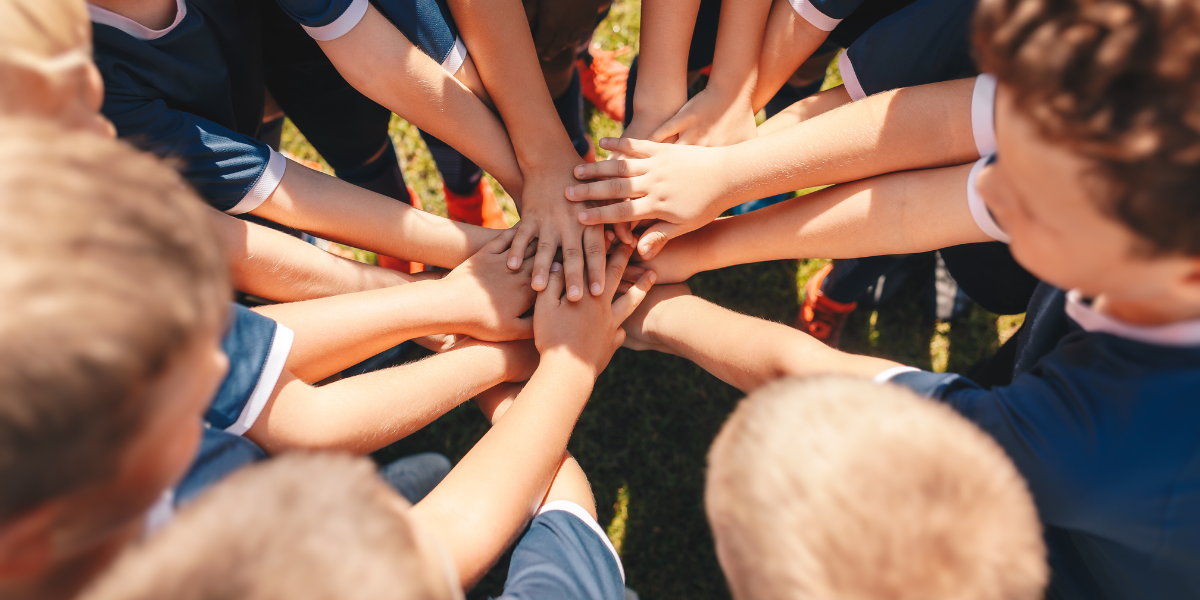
622 286 898 391
254 230 537 383
622 0 702 141
314 4 524 195
446 0 608 302
752 0 834 111
209 209 413 302
638 162 990 283
250 158 499 269
411 244 656 588
569 78 982 257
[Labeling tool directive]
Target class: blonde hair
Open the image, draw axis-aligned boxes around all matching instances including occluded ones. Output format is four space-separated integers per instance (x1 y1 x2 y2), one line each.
80 453 455 600
0 119 227 521
0 0 95 120
706 376 1047 600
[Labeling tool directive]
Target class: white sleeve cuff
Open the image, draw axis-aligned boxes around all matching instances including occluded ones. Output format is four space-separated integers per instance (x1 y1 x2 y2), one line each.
441 37 468 74
538 500 625 583
226 149 287 216
302 0 369 41
873 366 920 384
838 51 866 101
967 156 1010 243
787 0 842 31
971 73 998 157
224 323 293 436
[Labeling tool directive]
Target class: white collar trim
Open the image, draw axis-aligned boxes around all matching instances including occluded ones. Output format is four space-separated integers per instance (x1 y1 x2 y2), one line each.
1065 289 1200 347
89 0 187 41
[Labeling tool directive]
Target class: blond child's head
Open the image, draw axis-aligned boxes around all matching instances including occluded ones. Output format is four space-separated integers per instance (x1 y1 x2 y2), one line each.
80 453 462 600
706 376 1047 600
0 119 227 599
0 0 113 136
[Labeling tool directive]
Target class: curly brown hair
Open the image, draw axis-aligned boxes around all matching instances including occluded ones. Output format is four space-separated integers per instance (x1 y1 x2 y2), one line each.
974 0 1200 255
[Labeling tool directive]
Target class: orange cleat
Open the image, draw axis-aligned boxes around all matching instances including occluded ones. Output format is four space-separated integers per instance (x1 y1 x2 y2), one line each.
578 44 629 123
443 179 509 229
795 264 857 348
376 186 425 274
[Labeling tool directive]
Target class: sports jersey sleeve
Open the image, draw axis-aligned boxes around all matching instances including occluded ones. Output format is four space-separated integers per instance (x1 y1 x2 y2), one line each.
966 155 1010 243
788 0 866 32
206 304 294 436
972 74 998 156
495 501 626 600
275 0 466 73
102 88 286 214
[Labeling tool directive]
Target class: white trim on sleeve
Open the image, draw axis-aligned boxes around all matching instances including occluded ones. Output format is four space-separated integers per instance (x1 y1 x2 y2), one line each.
873 366 920 384
838 51 866 101
223 324 293 436
787 0 843 31
226 149 287 215
88 0 187 40
971 74 998 157
441 37 468 75
144 490 175 536
538 500 626 583
302 0 369 41
1064 290 1200 347
966 156 1010 243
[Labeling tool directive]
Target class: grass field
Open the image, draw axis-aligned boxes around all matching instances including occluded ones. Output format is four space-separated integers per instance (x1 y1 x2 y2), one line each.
280 3 1024 597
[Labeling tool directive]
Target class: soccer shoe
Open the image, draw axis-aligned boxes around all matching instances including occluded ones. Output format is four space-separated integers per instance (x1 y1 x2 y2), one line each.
376 186 425 274
795 264 858 348
578 44 629 123
443 179 508 229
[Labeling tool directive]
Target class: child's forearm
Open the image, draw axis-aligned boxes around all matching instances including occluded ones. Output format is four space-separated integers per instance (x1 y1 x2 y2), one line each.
707 0 773 106
411 352 596 588
652 163 986 282
314 6 524 194
210 210 412 302
446 0 579 166
753 0 830 110
252 161 498 268
756 85 852 135
631 0 701 126
643 295 898 390
247 342 525 455
253 280 486 383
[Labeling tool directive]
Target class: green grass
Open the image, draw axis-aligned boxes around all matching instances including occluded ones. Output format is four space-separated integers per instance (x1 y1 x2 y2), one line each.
280 2 1024 596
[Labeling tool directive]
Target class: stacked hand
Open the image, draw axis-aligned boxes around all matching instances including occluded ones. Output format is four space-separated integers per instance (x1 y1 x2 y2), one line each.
441 228 538 341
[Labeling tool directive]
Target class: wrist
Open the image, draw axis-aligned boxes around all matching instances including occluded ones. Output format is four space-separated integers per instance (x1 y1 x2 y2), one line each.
539 347 603 380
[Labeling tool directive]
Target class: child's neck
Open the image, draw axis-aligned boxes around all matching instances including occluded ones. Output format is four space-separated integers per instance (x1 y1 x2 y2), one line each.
88 0 178 30
1093 292 1200 327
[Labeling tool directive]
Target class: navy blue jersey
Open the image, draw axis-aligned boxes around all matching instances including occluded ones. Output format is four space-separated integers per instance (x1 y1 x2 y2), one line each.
496 502 626 600
873 121 1200 596
788 0 920 48
90 0 464 212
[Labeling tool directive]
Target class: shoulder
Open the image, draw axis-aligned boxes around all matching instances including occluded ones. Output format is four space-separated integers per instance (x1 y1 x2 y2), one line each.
207 304 294 435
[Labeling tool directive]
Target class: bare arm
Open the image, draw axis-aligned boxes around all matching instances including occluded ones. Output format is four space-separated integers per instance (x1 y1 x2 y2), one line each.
250 158 499 269
209 209 413 302
623 287 899 391
752 0 831 111
314 5 524 195
244 340 537 455
623 0 702 140
640 163 990 283
756 84 852 135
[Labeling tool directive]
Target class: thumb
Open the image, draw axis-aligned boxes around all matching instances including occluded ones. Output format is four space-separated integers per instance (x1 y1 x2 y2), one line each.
648 113 689 144
637 222 682 259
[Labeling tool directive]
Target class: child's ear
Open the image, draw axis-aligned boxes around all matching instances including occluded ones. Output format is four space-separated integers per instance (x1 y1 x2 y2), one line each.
0 503 58 579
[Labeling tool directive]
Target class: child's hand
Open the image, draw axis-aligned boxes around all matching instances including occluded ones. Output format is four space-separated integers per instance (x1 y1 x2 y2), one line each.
648 87 758 147
507 163 608 303
533 243 656 377
633 229 708 284
620 283 693 352
567 138 731 259
441 229 538 341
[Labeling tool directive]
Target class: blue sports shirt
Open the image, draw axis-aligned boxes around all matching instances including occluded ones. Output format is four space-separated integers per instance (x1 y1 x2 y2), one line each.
495 501 626 600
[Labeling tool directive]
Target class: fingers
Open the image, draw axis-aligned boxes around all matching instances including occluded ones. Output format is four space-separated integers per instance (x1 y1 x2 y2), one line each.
571 158 648 182
612 270 657 322
636 222 681 259
603 243 635 298
583 225 607 297
485 227 519 254
508 222 538 271
562 233 586 302
578 199 657 225
622 265 646 282
597 137 655 158
613 221 637 245
565 177 641 203
535 262 565 309
530 229 559 291
648 114 687 144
